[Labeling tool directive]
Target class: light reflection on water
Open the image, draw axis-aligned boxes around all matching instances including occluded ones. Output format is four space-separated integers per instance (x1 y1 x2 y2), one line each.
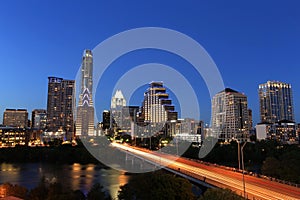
0 163 130 199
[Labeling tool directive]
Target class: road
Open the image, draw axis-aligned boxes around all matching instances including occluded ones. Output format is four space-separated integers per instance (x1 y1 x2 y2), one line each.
111 142 300 200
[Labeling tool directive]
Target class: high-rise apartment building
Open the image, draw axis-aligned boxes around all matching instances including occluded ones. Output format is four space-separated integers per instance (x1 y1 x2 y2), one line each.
31 109 47 130
121 106 139 131
102 110 111 130
259 81 294 123
141 82 177 123
111 90 126 128
46 77 75 138
212 88 249 141
248 109 253 130
3 109 28 128
76 50 95 137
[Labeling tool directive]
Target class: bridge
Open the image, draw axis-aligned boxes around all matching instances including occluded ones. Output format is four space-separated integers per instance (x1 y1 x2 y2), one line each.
111 142 300 200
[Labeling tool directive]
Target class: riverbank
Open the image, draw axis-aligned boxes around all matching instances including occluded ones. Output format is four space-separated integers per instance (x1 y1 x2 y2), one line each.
0 145 107 166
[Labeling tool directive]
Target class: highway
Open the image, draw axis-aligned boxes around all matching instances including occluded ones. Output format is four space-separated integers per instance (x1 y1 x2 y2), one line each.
111 142 300 200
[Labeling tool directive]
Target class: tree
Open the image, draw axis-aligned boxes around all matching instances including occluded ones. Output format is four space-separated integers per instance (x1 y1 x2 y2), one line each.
118 171 195 200
28 177 88 200
69 190 85 200
87 183 110 200
199 188 243 200
0 183 27 199
261 157 280 178
28 177 48 200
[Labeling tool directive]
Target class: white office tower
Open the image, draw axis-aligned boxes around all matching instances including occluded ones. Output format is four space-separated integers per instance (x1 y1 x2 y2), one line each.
111 90 126 128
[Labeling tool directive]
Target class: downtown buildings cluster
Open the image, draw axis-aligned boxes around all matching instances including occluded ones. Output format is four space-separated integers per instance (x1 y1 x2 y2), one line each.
0 49 299 147
211 83 299 144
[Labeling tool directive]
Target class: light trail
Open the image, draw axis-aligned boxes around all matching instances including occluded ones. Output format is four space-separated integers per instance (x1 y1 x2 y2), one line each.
111 142 300 200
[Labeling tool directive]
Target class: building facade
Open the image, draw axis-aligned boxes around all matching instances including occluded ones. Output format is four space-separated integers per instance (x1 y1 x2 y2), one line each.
141 82 177 123
46 77 75 139
212 88 249 142
3 109 28 128
259 81 294 123
102 110 111 131
0 127 29 147
256 121 298 144
111 90 126 128
121 106 139 132
76 50 95 137
248 109 253 130
274 120 297 144
31 109 47 130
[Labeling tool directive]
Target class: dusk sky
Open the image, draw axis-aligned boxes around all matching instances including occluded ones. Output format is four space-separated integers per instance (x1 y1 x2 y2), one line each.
0 0 299 125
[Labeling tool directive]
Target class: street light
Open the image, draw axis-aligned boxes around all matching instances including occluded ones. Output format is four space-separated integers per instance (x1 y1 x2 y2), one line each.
159 137 163 167
237 141 241 170
241 141 247 199
232 137 247 199
232 138 241 170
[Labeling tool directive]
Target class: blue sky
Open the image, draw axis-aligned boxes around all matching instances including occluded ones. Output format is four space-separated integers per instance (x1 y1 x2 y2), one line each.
0 0 299 125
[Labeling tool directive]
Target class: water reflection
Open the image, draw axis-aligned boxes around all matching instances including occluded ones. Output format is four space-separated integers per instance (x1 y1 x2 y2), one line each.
102 170 129 199
0 163 21 185
0 163 130 199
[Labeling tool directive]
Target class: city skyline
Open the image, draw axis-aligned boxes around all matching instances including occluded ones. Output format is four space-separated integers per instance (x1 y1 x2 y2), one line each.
0 1 299 125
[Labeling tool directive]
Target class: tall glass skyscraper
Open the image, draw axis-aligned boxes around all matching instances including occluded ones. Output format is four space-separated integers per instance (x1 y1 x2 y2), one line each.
76 50 95 137
212 88 249 141
259 81 294 123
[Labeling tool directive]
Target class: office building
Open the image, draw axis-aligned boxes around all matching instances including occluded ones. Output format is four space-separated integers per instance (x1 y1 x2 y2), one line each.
0 127 29 147
256 123 274 141
111 90 126 128
76 50 95 137
3 109 28 128
248 109 253 130
31 109 47 130
256 121 298 144
259 81 294 123
46 77 75 139
121 106 139 131
141 82 178 123
102 110 111 130
274 120 297 144
212 88 249 142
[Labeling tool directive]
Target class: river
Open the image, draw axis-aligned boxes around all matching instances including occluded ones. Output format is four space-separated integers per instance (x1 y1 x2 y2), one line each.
0 163 130 199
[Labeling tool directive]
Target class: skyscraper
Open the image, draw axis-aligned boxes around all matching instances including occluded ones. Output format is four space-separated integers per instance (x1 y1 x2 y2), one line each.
31 109 47 130
248 109 253 130
212 88 249 141
259 81 294 123
121 106 139 131
46 77 75 138
76 50 95 137
141 82 177 123
102 110 111 130
3 109 28 128
111 90 126 128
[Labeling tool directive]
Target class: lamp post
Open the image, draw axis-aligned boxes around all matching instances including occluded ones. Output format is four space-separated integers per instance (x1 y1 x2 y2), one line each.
159 137 164 167
241 141 247 199
232 138 241 170
237 141 241 170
